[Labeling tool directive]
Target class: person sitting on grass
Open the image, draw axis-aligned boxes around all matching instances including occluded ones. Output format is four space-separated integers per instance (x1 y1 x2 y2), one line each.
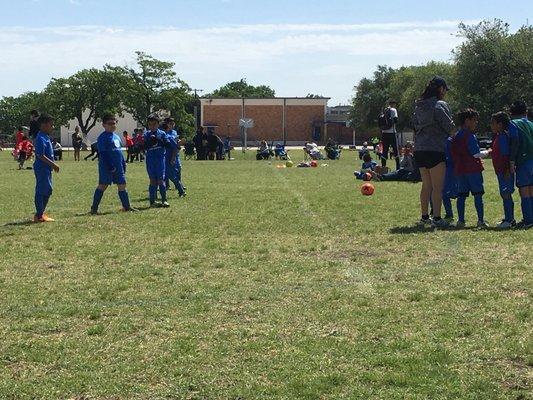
490 112 516 229
359 142 370 160
450 108 491 228
376 141 419 182
274 142 288 159
90 113 137 215
325 139 341 160
354 153 377 180
304 142 323 160
33 114 60 223
257 140 272 160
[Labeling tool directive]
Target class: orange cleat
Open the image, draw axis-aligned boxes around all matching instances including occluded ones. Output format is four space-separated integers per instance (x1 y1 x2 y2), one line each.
42 214 55 222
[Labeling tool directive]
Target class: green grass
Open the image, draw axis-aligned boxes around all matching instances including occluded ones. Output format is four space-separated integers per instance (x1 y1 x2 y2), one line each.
0 149 531 400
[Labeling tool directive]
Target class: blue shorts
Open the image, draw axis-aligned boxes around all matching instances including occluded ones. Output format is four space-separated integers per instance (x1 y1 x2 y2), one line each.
516 159 533 188
99 167 126 185
443 169 458 199
496 173 515 195
34 167 53 196
457 172 484 196
146 156 165 180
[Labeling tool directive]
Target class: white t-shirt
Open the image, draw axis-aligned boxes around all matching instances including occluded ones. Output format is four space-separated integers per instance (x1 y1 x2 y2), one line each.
382 107 398 134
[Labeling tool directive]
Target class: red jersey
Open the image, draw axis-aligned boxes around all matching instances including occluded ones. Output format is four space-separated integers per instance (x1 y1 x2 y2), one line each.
124 136 134 147
18 139 33 154
16 131 24 146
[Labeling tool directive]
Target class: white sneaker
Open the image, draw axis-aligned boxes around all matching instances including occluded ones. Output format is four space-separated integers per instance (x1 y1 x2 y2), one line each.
496 221 513 229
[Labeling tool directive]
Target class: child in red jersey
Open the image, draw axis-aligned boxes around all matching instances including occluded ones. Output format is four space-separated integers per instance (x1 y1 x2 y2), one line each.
450 109 490 228
490 112 515 228
17 136 34 169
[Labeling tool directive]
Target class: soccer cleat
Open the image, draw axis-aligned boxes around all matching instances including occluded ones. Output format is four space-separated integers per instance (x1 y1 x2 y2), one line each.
444 215 454 223
161 201 170 208
179 192 187 198
150 202 160 208
90 208 98 215
121 207 139 212
455 221 466 229
431 218 450 228
496 220 513 229
516 221 533 229
477 220 489 229
415 218 432 227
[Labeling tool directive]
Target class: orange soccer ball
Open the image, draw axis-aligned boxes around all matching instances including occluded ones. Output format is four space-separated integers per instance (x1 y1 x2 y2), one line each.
361 183 375 196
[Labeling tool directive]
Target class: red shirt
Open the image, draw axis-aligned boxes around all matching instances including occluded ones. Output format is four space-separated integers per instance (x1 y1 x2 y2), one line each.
16 131 24 146
124 136 134 147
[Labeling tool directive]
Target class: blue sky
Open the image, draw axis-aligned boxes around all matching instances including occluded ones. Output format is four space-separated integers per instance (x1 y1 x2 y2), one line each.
0 0 530 104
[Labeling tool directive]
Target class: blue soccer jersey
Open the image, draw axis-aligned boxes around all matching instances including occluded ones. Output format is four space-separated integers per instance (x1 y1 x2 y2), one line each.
33 131 54 171
97 131 126 185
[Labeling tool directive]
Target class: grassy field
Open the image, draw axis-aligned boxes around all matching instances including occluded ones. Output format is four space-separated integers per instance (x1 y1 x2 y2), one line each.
0 148 531 400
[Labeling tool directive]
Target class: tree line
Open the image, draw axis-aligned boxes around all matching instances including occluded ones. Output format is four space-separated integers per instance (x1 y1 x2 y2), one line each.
0 53 276 139
350 19 533 135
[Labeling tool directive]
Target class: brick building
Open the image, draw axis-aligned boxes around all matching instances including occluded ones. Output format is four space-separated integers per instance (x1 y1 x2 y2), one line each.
200 98 329 145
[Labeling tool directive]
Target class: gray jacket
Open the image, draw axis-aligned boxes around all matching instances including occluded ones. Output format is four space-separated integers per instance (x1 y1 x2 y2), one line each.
413 97 455 153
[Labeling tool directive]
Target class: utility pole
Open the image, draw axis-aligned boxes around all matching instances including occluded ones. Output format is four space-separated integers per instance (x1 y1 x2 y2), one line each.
192 89 203 130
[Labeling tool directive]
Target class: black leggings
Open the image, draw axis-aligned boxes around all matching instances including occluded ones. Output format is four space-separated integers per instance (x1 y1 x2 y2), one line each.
381 133 399 168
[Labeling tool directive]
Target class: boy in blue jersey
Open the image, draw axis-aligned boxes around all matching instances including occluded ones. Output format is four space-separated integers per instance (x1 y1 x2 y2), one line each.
162 117 186 197
354 153 377 179
90 114 137 214
509 101 533 228
33 114 60 222
490 112 515 229
442 136 458 222
450 109 491 228
145 114 172 207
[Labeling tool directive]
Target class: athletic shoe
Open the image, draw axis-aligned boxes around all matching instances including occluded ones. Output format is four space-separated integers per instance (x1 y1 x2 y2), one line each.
34 215 54 222
150 202 160 208
444 215 454 223
477 220 490 228
179 193 187 198
455 221 466 229
516 220 533 229
121 207 139 212
90 208 98 215
161 201 170 208
496 220 513 229
431 218 450 228
415 218 432 227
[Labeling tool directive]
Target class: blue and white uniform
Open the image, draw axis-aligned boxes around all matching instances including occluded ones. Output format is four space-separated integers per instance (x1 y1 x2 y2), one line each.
144 129 169 181
97 131 126 185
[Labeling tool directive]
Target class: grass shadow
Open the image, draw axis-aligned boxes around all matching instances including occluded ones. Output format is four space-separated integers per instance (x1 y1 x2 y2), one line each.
2 219 35 227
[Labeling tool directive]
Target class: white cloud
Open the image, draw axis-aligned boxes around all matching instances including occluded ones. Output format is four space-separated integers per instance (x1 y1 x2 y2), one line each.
0 21 468 104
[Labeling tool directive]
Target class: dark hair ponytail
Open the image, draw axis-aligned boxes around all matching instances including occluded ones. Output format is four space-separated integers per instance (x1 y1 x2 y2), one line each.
420 81 440 100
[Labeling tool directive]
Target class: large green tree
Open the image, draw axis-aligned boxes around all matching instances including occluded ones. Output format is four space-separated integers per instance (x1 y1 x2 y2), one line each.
42 67 126 135
208 78 275 98
0 92 44 136
350 66 395 131
113 51 193 126
454 19 533 130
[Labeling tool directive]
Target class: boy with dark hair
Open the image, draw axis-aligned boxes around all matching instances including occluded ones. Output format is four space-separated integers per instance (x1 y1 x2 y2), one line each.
33 114 59 222
354 153 377 180
451 108 490 228
90 114 137 214
29 110 40 139
490 112 515 228
509 101 533 228
144 113 171 207
162 117 186 197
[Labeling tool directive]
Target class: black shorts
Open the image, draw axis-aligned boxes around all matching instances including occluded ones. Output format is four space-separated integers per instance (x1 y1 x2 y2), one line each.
414 151 446 169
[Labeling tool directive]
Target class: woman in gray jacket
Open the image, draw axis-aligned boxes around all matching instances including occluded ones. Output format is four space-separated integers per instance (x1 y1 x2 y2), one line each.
413 77 455 227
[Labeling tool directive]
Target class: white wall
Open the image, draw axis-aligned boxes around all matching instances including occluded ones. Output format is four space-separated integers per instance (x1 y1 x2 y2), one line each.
60 110 140 146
